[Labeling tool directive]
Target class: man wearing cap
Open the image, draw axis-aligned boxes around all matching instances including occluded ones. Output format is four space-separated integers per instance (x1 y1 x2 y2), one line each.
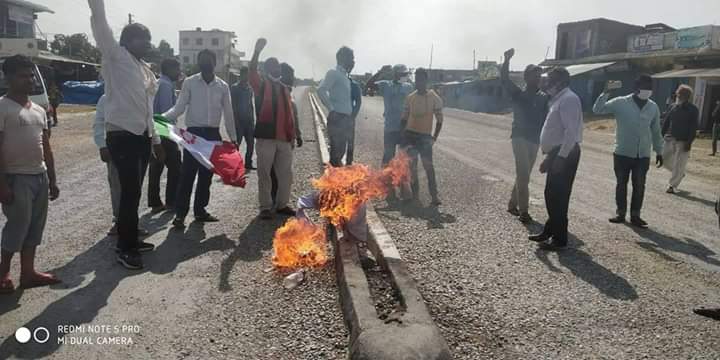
501 49 549 223
367 64 414 168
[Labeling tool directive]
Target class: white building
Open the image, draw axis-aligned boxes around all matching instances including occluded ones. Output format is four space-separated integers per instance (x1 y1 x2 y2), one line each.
179 27 246 81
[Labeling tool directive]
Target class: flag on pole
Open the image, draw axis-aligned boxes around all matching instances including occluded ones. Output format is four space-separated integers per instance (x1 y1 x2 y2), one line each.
154 115 247 188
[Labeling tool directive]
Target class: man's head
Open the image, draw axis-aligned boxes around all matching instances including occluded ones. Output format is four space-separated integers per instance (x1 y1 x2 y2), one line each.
160 58 181 81
239 66 249 84
415 68 428 93
393 64 409 82
120 23 152 59
264 57 281 80
545 67 570 96
336 46 355 72
524 64 542 89
281 63 295 88
676 84 693 104
197 49 217 75
634 74 653 100
2 54 36 95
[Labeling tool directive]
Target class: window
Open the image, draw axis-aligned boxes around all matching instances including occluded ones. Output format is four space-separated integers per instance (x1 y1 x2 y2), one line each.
196 38 203 46
183 56 190 64
182 38 189 46
212 38 219 46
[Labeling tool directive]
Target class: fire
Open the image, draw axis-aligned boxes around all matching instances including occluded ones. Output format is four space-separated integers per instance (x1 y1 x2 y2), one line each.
272 218 328 270
271 152 411 271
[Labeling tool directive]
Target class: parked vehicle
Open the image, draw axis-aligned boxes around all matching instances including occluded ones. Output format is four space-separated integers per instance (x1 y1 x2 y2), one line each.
0 57 50 111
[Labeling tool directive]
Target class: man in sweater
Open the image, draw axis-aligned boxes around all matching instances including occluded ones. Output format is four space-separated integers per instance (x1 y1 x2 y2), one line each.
662 85 699 194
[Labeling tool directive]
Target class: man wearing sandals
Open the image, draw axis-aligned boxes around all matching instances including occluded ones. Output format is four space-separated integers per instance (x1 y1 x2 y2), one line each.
0 55 61 293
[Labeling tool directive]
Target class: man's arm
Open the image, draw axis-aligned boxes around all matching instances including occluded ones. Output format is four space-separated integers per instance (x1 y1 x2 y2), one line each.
366 65 392 94
162 79 190 120
222 84 238 143
500 49 521 97
651 106 664 154
688 107 699 145
0 134 11 204
154 81 175 114
592 92 618 115
42 130 59 200
316 70 335 112
433 94 444 141
249 38 266 93
88 0 118 55
557 96 583 159
293 100 302 145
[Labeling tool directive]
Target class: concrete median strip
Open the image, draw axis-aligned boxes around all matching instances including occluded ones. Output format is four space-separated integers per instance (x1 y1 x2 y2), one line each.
308 92 452 360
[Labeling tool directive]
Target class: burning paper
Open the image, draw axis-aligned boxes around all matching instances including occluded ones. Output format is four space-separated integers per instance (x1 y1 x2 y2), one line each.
272 218 328 270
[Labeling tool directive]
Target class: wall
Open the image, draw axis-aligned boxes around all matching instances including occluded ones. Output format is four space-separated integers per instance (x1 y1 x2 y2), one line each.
179 30 234 73
436 79 511 113
556 19 644 60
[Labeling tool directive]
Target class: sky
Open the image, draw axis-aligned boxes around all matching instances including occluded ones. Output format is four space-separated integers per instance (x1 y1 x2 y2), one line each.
34 0 720 78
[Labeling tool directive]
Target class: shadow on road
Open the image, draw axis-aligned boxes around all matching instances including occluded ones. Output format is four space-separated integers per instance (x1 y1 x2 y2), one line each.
376 198 456 229
0 224 233 359
628 226 720 268
673 190 717 208
534 235 638 301
218 216 284 292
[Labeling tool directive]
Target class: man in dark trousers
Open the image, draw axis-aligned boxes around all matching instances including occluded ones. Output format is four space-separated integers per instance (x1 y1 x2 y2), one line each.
148 58 181 214
529 67 583 250
317 46 355 166
501 48 548 224
710 100 720 156
231 66 257 170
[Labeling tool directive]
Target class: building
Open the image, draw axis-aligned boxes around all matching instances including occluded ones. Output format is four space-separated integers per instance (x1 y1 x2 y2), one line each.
427 68 478 84
436 72 524 113
543 18 720 130
179 27 246 81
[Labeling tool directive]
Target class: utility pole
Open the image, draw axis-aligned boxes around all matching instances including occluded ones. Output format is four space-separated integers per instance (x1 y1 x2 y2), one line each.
128 13 133 25
429 44 434 70
473 50 476 70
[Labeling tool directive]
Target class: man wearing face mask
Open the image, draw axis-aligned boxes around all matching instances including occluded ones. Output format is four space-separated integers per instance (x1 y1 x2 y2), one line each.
661 85 699 194
367 64 414 168
249 38 297 220
317 46 355 167
163 49 237 228
529 67 583 250
593 75 663 228
89 0 165 270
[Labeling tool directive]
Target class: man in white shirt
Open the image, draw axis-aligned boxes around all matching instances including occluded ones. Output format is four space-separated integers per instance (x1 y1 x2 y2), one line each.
89 0 165 270
163 50 237 228
317 46 355 167
529 67 583 250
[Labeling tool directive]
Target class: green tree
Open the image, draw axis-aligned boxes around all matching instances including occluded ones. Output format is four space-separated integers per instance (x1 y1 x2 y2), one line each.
157 40 174 59
50 33 102 63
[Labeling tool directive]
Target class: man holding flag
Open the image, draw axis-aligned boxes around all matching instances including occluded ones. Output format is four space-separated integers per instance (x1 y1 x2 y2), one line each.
162 50 237 228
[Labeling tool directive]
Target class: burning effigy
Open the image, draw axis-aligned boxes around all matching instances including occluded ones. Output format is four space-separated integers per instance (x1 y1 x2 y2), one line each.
271 152 411 272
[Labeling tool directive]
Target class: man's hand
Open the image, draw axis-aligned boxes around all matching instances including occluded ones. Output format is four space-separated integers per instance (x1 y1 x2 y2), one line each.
0 183 13 205
255 38 267 54
539 157 550 174
153 144 166 163
504 48 515 61
49 182 60 201
656 154 664 168
432 136 438 146
99 147 111 163
296 138 303 148
232 141 239 150
550 156 565 174
684 142 692 152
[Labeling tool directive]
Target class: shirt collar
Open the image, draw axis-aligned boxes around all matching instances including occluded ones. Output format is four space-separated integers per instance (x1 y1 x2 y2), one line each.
551 87 570 101
336 65 349 75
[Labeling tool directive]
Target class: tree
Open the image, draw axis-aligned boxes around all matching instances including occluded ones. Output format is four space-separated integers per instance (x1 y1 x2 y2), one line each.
144 40 175 68
157 40 174 59
50 33 102 63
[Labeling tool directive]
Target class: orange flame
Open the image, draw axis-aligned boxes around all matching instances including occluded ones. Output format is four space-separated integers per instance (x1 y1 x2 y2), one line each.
272 218 328 270
271 152 410 270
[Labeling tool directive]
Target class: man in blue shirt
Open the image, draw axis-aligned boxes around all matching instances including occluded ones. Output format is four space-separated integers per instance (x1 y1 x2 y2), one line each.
317 46 355 167
148 58 181 214
593 75 664 228
367 64 414 166
231 66 256 170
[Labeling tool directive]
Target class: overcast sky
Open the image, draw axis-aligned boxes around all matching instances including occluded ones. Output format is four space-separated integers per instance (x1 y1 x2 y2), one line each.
35 0 720 78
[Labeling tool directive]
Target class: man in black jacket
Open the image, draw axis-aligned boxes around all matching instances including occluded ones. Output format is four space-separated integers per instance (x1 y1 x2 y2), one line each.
710 100 720 156
661 85 698 194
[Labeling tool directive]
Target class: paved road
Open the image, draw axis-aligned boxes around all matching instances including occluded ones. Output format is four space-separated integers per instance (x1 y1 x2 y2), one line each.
0 87 348 360
350 95 720 359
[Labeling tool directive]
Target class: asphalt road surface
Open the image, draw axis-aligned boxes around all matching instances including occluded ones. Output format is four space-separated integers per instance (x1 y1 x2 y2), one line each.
0 87 349 360
349 95 720 359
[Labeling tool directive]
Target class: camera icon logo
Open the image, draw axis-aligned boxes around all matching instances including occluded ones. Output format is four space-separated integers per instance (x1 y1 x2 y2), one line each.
15 327 50 344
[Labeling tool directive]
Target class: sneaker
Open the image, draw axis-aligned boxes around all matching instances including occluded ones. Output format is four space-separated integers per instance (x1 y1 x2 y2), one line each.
150 205 166 214
138 228 150 237
195 213 220 223
666 186 676 194
630 216 649 229
519 212 533 223
609 216 626 224
107 224 118 236
528 233 550 243
137 242 155 253
538 238 568 250
116 251 143 270
276 207 296 217
259 210 274 220
507 208 521 217
694 307 720 320
172 217 186 228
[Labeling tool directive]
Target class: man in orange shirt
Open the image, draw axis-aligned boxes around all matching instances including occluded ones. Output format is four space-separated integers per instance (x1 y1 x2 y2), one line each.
400 68 444 206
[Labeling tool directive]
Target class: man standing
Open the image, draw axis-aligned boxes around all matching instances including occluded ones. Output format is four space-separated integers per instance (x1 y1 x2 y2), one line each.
347 73 363 166
317 47 355 167
0 55 61 292
148 58 182 214
89 0 165 270
593 75 664 228
367 64 414 167
529 67 583 250
231 66 256 170
400 68 443 206
501 48 548 223
249 38 296 220
163 50 237 228
662 85 699 194
270 62 303 205
710 100 720 156
48 83 62 127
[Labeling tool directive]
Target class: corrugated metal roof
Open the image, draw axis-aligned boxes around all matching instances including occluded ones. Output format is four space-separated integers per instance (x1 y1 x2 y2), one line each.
5 0 54 13
652 68 720 78
36 51 98 66
562 62 616 77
